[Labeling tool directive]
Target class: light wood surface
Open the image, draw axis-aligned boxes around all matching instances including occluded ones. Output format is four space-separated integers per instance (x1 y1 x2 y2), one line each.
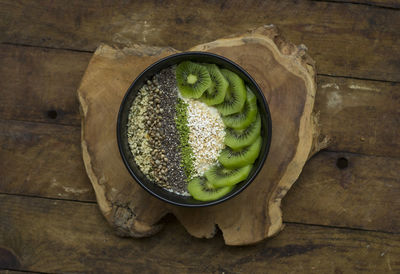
77 26 319 245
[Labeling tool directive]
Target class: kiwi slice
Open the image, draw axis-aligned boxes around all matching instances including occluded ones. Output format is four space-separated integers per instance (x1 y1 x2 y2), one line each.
219 136 262 169
187 177 234 201
176 61 212 98
216 69 247 115
224 113 261 150
199 64 229 106
222 87 258 129
205 164 253 188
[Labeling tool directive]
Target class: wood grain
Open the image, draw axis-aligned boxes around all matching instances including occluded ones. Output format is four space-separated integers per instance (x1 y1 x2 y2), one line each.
0 44 91 125
317 76 400 158
283 151 400 233
1 45 399 157
0 41 399 235
78 26 318 244
0 119 95 201
316 0 400 9
1 119 399 234
0 194 399 273
0 1 399 81
0 271 31 274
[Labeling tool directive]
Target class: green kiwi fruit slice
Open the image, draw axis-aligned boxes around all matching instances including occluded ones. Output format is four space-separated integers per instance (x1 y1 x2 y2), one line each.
176 61 212 98
222 87 258 129
187 177 234 201
205 164 253 188
219 136 262 169
216 69 247 115
224 113 261 150
199 64 229 106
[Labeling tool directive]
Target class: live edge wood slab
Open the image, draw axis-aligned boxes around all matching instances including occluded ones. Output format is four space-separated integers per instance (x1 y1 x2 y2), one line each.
77 25 327 245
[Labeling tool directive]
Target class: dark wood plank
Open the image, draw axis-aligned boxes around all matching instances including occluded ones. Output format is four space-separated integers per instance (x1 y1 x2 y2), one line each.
283 151 400 233
1 119 399 233
0 44 91 125
0 119 95 201
0 194 399 273
0 1 399 81
316 0 400 9
1 45 399 157
0 271 37 274
317 76 400 158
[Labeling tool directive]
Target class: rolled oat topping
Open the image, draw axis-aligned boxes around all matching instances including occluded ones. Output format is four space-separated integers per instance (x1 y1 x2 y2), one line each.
184 98 225 177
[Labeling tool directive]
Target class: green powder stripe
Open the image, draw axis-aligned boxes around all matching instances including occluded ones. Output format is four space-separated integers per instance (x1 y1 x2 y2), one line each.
175 98 195 180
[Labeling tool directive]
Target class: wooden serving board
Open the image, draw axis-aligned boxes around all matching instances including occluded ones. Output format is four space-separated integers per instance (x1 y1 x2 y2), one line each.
77 25 326 245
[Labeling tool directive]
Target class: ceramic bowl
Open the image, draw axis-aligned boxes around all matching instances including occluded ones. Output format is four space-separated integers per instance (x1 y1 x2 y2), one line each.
117 52 272 207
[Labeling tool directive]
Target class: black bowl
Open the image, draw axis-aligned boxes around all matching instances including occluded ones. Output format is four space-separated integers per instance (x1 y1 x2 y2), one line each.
117 52 272 207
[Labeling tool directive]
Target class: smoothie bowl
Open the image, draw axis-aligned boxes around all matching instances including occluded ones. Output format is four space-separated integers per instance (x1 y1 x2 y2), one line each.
117 52 272 207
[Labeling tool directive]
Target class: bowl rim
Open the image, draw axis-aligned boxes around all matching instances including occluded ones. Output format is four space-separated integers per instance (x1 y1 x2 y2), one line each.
117 51 272 207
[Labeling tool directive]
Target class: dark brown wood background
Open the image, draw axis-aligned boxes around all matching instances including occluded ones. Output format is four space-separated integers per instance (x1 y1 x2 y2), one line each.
0 0 399 273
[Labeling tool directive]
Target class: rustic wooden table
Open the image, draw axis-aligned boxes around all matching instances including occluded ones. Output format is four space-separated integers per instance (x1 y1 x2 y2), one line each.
1 1 399 273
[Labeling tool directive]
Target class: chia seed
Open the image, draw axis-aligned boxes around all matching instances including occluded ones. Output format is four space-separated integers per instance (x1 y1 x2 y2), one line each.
127 66 189 195
154 66 188 194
